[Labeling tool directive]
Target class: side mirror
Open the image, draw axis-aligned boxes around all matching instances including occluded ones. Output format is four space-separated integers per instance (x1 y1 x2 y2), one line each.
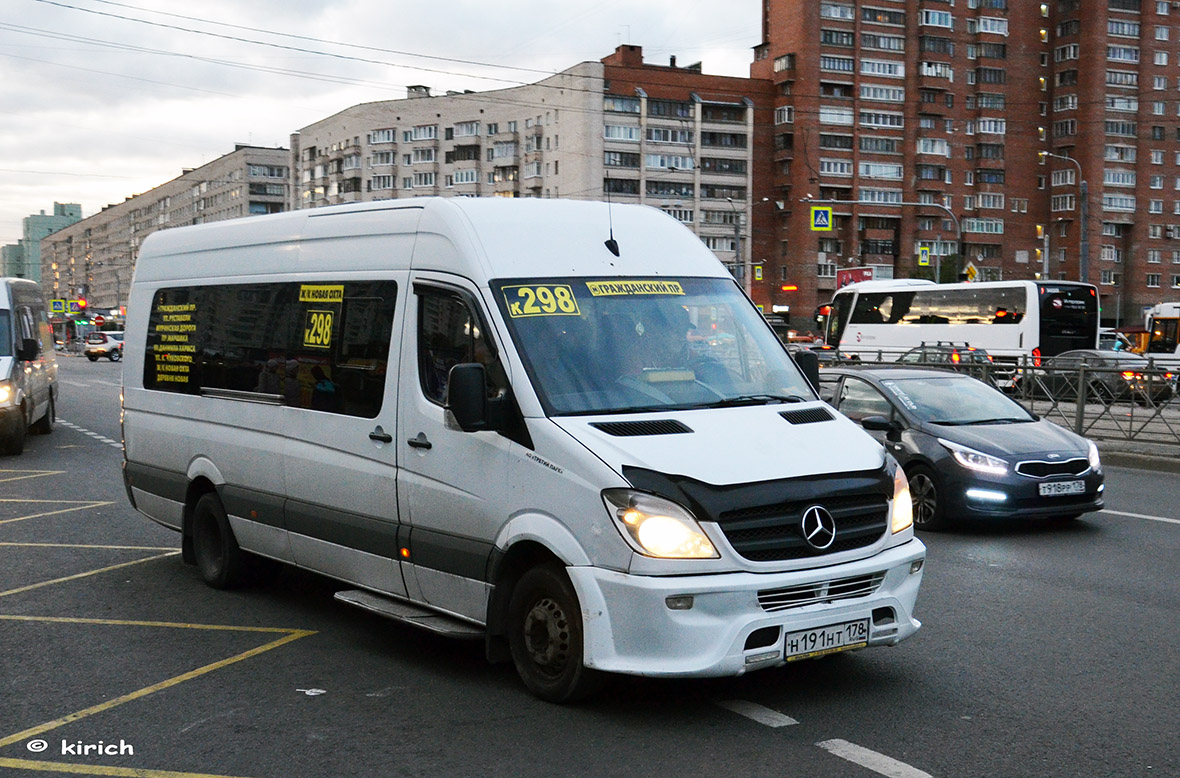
860 415 896 432
16 338 39 362
791 349 820 393
446 363 506 433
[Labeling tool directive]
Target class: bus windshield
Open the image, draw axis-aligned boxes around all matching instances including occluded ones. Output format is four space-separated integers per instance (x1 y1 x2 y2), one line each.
491 277 815 415
1037 283 1098 356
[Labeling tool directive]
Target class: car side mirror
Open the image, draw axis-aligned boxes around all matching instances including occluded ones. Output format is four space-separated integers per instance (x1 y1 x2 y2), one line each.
791 349 820 393
16 338 39 362
860 415 897 432
445 363 506 433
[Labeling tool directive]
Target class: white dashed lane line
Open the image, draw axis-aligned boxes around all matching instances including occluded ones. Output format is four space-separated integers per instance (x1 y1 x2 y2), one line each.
57 419 122 450
717 701 934 777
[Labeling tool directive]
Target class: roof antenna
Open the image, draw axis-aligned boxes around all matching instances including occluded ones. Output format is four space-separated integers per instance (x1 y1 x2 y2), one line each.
603 175 620 257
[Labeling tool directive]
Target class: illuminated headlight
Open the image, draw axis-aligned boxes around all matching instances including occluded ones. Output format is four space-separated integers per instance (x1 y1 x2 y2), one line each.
0 382 13 408
603 489 719 559
1087 440 1101 471
938 438 1008 475
891 462 913 534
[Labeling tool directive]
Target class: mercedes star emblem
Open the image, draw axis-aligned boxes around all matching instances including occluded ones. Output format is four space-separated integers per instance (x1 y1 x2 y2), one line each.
801 505 837 551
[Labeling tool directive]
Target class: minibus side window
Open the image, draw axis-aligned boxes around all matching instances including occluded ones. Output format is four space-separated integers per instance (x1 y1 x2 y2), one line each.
417 290 506 406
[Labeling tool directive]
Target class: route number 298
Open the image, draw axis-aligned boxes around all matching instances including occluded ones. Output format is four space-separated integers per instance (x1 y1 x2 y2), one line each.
303 310 334 349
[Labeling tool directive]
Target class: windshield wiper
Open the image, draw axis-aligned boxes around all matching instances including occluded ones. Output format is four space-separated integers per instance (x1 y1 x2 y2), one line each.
702 394 809 408
930 417 1031 426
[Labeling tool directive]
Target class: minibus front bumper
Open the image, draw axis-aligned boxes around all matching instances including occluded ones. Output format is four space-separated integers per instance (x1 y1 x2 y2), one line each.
567 537 925 678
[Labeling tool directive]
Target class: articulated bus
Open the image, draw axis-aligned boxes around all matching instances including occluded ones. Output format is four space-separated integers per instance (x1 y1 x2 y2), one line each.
818 279 1100 365
1146 302 1180 366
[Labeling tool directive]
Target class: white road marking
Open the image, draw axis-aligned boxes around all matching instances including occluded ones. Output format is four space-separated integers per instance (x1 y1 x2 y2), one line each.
1100 509 1180 526
715 700 798 728
57 419 122 450
817 739 933 778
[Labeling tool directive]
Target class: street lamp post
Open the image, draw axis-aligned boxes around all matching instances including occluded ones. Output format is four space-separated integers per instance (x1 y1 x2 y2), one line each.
800 196 962 282
1038 151 1089 284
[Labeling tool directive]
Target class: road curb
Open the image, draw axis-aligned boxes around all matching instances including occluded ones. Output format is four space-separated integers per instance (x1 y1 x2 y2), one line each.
1100 450 1180 474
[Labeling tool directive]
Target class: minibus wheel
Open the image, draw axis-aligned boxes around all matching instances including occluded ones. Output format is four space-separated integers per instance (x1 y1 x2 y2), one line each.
192 493 247 589
507 564 601 703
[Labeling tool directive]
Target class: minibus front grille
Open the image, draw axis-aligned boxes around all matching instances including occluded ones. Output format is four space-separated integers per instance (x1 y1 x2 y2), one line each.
717 496 889 561
622 466 893 563
590 420 693 437
758 571 887 612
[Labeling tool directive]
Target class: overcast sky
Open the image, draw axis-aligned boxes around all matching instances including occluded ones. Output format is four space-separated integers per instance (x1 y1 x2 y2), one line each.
0 0 762 246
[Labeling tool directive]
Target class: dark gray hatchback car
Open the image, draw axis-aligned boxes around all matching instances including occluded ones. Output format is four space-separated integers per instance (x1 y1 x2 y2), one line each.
821 366 1104 530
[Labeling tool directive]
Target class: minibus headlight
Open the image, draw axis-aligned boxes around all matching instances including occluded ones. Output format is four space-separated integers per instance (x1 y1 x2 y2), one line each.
602 490 719 559
0 381 13 408
891 463 913 534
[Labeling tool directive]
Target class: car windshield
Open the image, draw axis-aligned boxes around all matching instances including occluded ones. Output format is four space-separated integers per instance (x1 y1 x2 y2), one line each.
879 374 1035 425
491 277 814 415
0 310 10 357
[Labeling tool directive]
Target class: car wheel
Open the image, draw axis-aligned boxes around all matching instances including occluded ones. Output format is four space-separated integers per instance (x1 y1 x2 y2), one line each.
907 465 948 531
507 564 601 703
87 355 98 362
109 349 121 362
191 493 249 589
31 394 54 435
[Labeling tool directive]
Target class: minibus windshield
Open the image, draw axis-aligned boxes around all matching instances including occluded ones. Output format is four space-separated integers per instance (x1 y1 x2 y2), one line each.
492 277 815 415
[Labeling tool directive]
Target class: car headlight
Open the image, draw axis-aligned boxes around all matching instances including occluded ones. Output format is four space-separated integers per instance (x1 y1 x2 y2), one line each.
603 489 719 559
891 462 913 534
938 438 1009 475
1087 440 1101 471
0 381 13 408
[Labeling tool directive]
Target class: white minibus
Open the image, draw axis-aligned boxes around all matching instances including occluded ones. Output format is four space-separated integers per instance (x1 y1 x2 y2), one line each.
0 277 58 454
121 198 924 701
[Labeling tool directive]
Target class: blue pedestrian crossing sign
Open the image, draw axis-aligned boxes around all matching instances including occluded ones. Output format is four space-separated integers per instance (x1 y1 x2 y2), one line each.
918 247 931 266
809 206 833 231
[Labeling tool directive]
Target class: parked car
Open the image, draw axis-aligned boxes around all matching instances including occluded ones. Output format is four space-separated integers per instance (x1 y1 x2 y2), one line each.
84 331 124 361
1098 328 1134 352
896 342 993 366
821 365 1104 530
1040 349 1174 405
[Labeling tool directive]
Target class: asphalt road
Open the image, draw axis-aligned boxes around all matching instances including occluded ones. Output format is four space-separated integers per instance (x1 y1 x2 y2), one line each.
0 354 1177 778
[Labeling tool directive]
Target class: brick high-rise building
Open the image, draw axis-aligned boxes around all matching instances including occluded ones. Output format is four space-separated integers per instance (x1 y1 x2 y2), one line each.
753 0 1180 328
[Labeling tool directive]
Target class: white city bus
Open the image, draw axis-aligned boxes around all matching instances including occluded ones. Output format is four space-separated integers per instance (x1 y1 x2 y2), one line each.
818 279 1100 365
1145 302 1180 366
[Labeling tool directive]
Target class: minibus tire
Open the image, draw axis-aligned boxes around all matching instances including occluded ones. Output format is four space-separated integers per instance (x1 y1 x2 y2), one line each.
507 564 601 703
3 406 27 455
31 395 54 435
192 493 248 589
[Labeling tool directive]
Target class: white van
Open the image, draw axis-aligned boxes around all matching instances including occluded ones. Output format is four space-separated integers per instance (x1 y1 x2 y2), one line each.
1 277 59 454
122 198 925 701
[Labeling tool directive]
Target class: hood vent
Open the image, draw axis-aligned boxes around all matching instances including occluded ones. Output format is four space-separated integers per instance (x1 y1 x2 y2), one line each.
590 420 693 437
779 407 834 425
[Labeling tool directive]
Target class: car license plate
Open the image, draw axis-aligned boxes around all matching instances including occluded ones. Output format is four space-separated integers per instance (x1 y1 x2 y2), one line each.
1039 480 1085 496
785 619 869 661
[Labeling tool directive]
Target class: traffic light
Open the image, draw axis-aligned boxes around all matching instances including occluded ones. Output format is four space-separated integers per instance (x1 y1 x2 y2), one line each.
77 297 87 311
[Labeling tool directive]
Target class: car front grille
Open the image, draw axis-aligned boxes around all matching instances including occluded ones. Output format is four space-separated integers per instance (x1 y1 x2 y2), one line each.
758 571 887 612
1015 458 1090 478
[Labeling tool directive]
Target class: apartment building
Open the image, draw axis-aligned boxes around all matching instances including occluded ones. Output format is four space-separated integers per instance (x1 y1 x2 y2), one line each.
290 47 777 306
1 203 82 283
41 145 288 310
754 0 1180 326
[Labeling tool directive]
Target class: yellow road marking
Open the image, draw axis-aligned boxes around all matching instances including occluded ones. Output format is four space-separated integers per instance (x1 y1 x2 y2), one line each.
0 502 114 526
0 615 307 634
0 629 313 750
0 553 178 598
0 758 260 777
0 542 178 552
0 470 64 483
